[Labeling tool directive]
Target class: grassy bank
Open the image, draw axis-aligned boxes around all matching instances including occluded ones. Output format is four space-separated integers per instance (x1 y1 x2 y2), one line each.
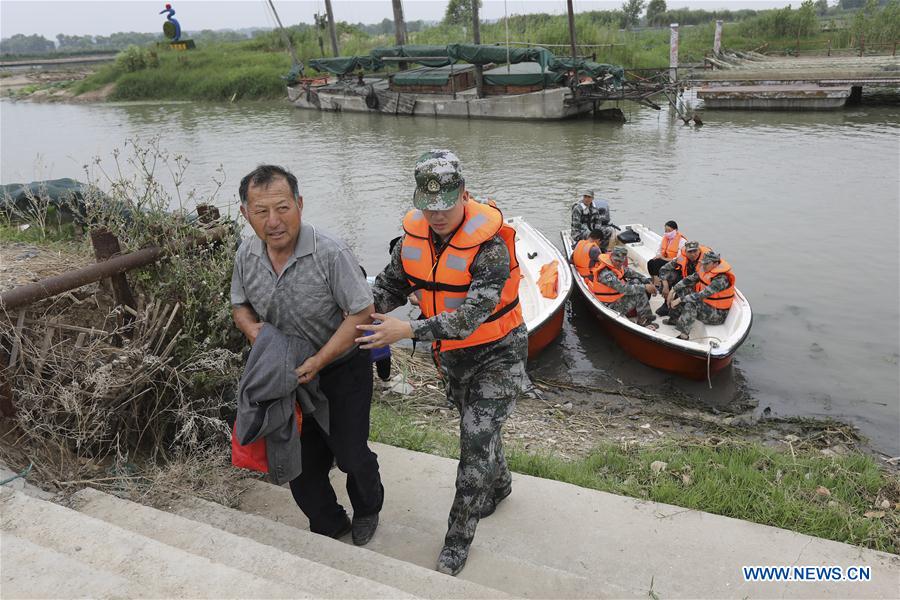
64 3 900 103
370 402 899 555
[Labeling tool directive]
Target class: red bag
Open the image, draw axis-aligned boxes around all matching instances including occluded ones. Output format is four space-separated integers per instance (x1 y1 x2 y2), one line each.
231 403 303 473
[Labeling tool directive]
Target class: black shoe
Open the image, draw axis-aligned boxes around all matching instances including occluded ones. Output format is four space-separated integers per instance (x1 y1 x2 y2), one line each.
326 514 352 540
351 513 379 546
656 304 669 316
436 545 469 576
479 484 512 518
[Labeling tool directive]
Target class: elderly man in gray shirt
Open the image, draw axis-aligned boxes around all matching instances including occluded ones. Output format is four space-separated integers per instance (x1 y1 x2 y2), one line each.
231 164 383 545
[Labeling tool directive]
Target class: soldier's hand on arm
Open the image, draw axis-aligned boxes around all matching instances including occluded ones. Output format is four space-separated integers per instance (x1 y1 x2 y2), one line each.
354 313 414 349
297 303 375 384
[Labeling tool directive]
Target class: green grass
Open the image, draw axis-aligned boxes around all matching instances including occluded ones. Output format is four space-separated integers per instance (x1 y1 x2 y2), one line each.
0 220 76 248
370 402 900 554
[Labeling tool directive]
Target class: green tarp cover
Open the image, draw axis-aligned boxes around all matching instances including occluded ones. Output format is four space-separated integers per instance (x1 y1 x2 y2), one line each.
393 65 474 86
371 45 452 67
446 44 553 71
548 58 625 86
483 62 560 86
0 178 90 220
308 55 385 75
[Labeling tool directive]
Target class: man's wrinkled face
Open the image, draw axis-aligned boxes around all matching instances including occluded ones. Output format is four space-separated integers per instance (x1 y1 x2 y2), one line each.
241 177 302 253
423 194 466 238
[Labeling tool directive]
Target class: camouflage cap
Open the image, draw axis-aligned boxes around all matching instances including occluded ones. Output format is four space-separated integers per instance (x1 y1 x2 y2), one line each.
413 149 464 211
583 189 595 198
684 240 701 251
701 250 721 264
610 246 628 260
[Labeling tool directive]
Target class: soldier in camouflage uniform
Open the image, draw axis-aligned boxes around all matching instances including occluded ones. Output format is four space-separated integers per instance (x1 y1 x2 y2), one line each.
595 246 658 327
357 150 529 577
570 190 600 245
657 240 704 317
666 250 734 340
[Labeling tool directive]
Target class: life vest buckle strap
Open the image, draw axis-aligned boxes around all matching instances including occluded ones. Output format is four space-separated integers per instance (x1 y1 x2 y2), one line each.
484 295 520 323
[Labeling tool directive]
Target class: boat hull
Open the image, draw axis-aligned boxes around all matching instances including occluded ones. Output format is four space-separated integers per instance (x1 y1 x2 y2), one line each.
527 302 565 360
289 85 594 120
582 296 734 379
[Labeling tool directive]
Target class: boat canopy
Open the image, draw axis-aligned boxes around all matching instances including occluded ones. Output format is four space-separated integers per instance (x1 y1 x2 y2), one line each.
393 64 475 86
308 55 385 75
308 43 622 86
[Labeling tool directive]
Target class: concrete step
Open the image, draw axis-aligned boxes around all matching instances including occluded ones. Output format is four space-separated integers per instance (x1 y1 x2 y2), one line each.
0 487 299 599
71 487 414 599
238 442 900 599
172 493 508 599
1 533 158 599
237 479 600 599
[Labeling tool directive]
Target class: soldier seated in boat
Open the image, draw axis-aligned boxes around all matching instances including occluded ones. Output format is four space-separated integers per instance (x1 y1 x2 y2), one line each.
570 189 599 245
657 240 709 316
571 228 605 280
665 250 736 340
593 246 658 330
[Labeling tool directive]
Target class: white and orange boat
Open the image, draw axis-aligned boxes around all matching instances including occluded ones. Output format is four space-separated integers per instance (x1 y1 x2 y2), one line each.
509 217 573 359
561 226 752 380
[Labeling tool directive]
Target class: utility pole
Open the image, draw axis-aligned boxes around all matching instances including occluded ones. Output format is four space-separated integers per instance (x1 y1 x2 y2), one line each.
472 0 484 98
324 0 339 57
391 0 407 45
566 0 578 64
265 0 300 67
392 0 408 70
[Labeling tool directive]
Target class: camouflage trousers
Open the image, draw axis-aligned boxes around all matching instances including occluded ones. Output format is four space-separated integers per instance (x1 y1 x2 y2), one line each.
440 353 524 554
607 289 653 321
674 299 728 335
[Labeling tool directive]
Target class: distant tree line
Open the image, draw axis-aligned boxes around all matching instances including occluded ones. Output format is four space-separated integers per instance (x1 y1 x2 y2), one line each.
0 28 268 56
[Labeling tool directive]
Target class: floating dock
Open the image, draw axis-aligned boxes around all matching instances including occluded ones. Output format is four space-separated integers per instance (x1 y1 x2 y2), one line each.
697 83 853 110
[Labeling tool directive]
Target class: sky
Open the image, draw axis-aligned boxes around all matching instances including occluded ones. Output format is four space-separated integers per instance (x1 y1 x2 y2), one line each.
1 1 798 39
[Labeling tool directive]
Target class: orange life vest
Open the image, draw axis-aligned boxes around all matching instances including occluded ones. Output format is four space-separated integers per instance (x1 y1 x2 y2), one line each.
400 201 523 352
591 253 625 304
660 231 686 260
538 260 559 299
675 244 711 278
572 239 599 277
694 260 736 310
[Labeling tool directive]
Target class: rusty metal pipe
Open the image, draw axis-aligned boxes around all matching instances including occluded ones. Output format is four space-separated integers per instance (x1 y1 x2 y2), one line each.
1 226 227 311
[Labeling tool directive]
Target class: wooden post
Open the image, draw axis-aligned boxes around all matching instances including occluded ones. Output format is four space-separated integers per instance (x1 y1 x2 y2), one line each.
90 228 136 336
669 23 679 83
713 20 723 56
472 0 484 99
324 0 339 57
893 40 897 57
827 38 832 57
859 33 865 57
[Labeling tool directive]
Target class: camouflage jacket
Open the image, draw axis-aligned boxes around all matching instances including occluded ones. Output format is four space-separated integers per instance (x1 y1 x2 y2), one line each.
595 264 650 295
659 256 699 282
570 201 597 242
372 231 528 376
673 271 731 303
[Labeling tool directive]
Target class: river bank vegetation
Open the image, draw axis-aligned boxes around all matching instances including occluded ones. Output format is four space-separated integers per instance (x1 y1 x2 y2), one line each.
6 1 897 102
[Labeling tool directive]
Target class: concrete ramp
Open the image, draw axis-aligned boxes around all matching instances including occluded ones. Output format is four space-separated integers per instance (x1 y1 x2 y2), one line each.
238 442 900 599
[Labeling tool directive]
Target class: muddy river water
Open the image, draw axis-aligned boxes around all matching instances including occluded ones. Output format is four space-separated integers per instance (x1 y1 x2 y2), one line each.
1 99 898 455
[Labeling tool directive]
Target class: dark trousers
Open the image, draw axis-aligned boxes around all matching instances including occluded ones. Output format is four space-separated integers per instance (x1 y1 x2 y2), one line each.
289 350 383 536
647 257 668 277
